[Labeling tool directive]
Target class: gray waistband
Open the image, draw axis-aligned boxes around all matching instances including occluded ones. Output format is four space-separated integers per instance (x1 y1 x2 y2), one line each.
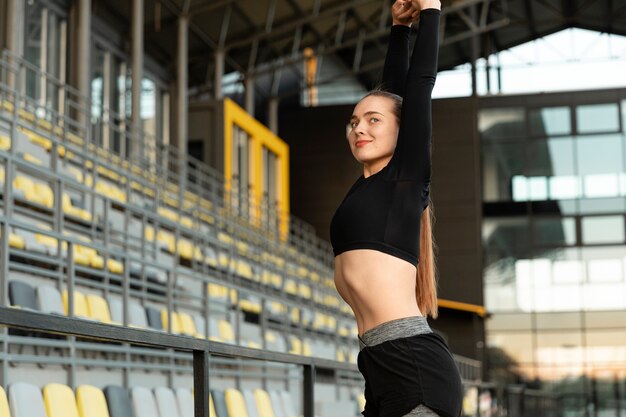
358 315 432 350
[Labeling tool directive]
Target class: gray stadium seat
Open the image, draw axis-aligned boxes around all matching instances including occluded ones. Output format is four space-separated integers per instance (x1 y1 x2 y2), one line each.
210 388 229 417
269 390 286 417
104 385 135 417
8 382 47 417
154 387 181 417
107 297 149 328
243 389 261 417
131 386 160 417
278 390 297 417
9 280 38 310
145 306 163 330
192 314 206 338
265 330 287 353
36 284 65 315
175 387 193 417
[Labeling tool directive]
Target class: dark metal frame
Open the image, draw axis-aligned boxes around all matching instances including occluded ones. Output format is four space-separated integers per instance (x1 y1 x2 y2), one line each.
0 307 356 417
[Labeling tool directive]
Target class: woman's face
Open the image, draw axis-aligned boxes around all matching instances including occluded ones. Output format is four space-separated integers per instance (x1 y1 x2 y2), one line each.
347 95 399 166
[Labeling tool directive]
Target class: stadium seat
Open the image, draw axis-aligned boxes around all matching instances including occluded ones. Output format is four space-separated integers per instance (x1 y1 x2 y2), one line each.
8 382 47 417
217 319 236 344
103 386 134 417
43 383 80 417
0 133 10 150
192 314 206 338
175 387 193 417
264 330 287 352
131 386 160 417
0 385 10 417
210 389 228 417
145 306 164 330
85 294 116 324
253 389 276 417
224 388 250 417
242 389 261 417
62 194 92 222
268 390 286 417
107 297 148 328
8 281 38 310
154 387 181 417
161 309 183 334
278 390 298 417
178 311 202 337
36 284 65 315
61 289 90 319
76 385 110 417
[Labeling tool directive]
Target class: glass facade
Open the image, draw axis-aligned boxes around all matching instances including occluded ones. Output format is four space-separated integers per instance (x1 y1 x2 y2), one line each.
481 97 626 416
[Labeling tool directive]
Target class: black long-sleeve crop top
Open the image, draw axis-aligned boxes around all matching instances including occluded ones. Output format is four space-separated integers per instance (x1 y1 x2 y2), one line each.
329 8 440 267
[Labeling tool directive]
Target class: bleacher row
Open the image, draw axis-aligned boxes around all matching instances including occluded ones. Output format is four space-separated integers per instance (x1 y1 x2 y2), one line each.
6 279 359 361
0 56 368 417
0 91 363 353
0 382 365 417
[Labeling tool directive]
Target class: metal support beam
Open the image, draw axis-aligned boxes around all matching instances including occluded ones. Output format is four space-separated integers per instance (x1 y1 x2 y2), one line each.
77 0 91 97
132 0 144 161
193 350 210 417
177 13 189 158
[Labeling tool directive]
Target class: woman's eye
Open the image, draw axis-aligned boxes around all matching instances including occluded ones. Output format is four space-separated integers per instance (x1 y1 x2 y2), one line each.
370 117 379 123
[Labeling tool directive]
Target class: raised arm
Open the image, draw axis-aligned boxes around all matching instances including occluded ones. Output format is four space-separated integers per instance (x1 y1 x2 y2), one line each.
382 24 411 97
388 7 440 184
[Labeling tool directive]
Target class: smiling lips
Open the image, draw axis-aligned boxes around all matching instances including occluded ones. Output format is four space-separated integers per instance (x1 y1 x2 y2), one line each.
355 140 371 147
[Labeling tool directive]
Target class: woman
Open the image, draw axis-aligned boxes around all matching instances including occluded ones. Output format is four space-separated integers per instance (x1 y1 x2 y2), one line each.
329 1 464 416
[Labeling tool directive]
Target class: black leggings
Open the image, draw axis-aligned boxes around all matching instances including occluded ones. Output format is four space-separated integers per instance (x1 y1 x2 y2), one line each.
357 316 463 417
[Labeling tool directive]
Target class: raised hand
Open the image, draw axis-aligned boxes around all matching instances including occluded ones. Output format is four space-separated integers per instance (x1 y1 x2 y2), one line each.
391 0 421 26
409 0 441 11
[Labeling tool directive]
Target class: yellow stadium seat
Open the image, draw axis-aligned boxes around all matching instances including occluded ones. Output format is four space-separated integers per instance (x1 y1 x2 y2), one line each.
43 383 80 417
224 389 249 417
85 294 114 324
218 319 235 343
22 152 42 165
176 239 194 259
76 385 110 417
239 298 262 314
290 308 300 324
0 385 10 417
0 134 11 150
289 336 302 355
178 311 202 337
236 260 254 280
62 289 89 318
253 389 276 417
62 194 92 222
298 283 311 299
107 258 124 274
7 231 26 249
336 348 346 362
33 182 54 208
161 310 182 334
284 281 298 296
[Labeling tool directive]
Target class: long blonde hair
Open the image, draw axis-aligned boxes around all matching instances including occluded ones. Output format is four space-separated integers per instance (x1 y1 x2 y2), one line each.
360 89 439 318
418 204 439 318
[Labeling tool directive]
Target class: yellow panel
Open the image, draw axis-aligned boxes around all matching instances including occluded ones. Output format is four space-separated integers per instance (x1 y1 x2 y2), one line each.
0 385 10 417
43 383 80 417
76 385 111 417
438 298 488 317
224 389 249 417
223 98 290 241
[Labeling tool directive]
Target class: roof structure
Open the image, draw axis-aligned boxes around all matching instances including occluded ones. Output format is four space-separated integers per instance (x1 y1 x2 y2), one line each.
94 0 626 101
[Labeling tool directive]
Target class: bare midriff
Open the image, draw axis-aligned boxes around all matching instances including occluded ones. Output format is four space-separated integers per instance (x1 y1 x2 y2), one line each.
334 249 423 337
